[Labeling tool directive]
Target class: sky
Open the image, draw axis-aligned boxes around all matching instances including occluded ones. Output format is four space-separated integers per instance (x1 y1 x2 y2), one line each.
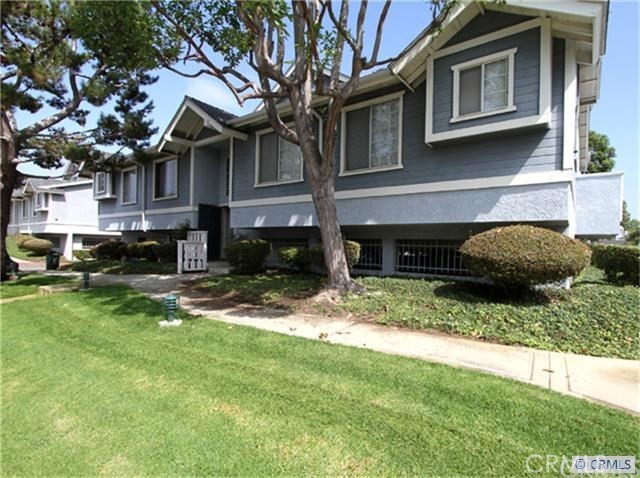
17 0 639 217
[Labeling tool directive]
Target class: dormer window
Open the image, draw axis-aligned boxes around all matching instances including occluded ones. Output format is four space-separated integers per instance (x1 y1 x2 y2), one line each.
93 171 115 199
34 192 49 211
451 48 517 123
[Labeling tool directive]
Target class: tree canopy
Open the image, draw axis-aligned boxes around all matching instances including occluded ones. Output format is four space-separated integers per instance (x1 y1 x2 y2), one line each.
587 130 616 173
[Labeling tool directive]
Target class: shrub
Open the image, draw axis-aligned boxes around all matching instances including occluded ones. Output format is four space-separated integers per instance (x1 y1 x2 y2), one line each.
224 239 270 274
126 241 159 261
459 225 591 288
73 250 92 262
21 238 53 256
153 241 178 263
278 246 312 272
310 240 361 270
91 240 127 260
591 244 639 285
14 234 34 248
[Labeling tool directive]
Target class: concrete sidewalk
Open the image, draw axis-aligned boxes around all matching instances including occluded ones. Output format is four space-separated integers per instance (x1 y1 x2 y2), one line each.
45 271 640 414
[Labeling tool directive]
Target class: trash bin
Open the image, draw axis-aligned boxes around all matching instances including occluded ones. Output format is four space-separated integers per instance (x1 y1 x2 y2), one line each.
46 251 61 270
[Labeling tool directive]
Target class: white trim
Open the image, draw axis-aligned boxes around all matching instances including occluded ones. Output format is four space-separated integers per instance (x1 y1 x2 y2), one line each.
254 123 305 187
450 48 518 122
340 91 404 176
428 113 550 143
539 18 552 120
230 169 575 208
99 205 198 219
563 39 578 171
433 18 542 59
189 146 195 206
151 156 179 201
229 137 234 202
119 166 138 206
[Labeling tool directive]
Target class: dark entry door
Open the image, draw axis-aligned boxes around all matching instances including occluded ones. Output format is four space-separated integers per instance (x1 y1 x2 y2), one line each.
198 204 221 260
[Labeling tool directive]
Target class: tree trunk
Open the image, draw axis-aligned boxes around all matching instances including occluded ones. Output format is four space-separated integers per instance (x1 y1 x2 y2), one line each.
1 110 19 281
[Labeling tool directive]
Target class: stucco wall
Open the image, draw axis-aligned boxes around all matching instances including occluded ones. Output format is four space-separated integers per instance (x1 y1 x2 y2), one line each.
575 172 623 237
231 182 570 229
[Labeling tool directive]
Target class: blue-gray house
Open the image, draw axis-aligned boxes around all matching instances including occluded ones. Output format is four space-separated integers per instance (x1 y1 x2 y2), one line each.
95 0 622 276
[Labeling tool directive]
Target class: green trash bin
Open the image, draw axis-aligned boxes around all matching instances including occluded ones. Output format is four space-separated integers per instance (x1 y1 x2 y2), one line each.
46 251 61 270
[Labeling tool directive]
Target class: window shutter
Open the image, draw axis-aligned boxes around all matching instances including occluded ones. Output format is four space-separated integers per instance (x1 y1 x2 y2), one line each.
345 108 370 171
259 132 278 183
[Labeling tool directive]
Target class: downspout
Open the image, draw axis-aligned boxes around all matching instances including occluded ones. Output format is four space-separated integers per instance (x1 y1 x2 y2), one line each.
132 159 146 232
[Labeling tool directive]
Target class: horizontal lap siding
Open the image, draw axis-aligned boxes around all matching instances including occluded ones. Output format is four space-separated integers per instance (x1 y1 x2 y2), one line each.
444 11 535 46
231 34 564 203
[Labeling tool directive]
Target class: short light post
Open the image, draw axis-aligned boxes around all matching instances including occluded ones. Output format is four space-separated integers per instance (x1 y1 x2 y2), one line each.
80 271 91 291
159 293 182 327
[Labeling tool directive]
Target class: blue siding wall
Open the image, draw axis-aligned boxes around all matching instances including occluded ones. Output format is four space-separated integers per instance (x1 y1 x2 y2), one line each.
146 154 191 210
231 36 564 201
432 27 541 133
444 11 534 46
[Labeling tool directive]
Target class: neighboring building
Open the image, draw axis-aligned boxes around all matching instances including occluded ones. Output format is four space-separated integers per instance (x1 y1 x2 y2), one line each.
96 0 623 276
8 165 120 259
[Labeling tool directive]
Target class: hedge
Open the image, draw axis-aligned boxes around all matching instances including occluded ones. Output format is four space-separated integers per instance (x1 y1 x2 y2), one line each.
278 246 312 272
225 239 271 274
310 240 361 270
73 250 92 262
21 238 53 256
126 241 159 261
90 240 127 260
460 225 591 288
153 242 178 263
591 244 639 285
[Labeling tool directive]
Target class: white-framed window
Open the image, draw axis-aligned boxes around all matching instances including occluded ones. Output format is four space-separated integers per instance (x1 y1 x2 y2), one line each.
255 132 304 187
450 48 517 123
95 172 107 195
81 237 104 249
340 91 404 176
120 167 138 205
19 200 27 219
34 192 49 211
153 157 178 200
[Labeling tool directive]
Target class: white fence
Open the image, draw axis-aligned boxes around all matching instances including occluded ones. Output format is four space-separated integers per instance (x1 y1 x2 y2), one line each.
177 231 208 273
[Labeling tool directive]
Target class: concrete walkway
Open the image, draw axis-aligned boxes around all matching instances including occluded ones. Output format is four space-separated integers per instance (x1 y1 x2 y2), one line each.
44 271 640 415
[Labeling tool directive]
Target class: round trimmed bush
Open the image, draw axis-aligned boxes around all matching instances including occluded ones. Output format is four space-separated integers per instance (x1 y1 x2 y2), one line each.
224 239 270 274
21 238 53 256
310 240 361 270
278 246 312 272
14 234 34 248
459 225 591 288
591 244 639 285
73 250 92 262
91 240 127 260
153 242 178 263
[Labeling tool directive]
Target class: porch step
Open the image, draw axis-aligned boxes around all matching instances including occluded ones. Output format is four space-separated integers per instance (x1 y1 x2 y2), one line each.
208 261 230 275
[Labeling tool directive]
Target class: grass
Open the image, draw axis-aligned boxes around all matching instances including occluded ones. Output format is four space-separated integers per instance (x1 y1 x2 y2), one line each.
1 286 637 476
63 259 176 275
0 274 74 299
6 234 46 261
198 267 639 360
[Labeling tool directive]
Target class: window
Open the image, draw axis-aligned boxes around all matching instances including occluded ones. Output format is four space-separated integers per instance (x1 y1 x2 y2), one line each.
256 133 303 185
95 172 106 195
341 93 403 175
20 200 27 219
352 239 383 271
34 192 48 211
153 158 178 200
121 167 137 205
451 48 516 122
395 240 469 276
81 237 103 249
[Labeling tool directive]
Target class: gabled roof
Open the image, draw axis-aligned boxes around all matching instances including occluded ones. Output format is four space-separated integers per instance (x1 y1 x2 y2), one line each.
158 96 246 154
390 0 609 89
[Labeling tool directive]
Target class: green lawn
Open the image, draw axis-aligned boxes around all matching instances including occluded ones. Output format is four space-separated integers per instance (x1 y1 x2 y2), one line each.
1 286 636 476
6 234 46 261
198 267 639 360
63 259 176 274
0 274 74 299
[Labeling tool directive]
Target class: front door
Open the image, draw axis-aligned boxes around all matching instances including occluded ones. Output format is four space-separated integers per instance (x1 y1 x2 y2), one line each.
198 204 221 259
